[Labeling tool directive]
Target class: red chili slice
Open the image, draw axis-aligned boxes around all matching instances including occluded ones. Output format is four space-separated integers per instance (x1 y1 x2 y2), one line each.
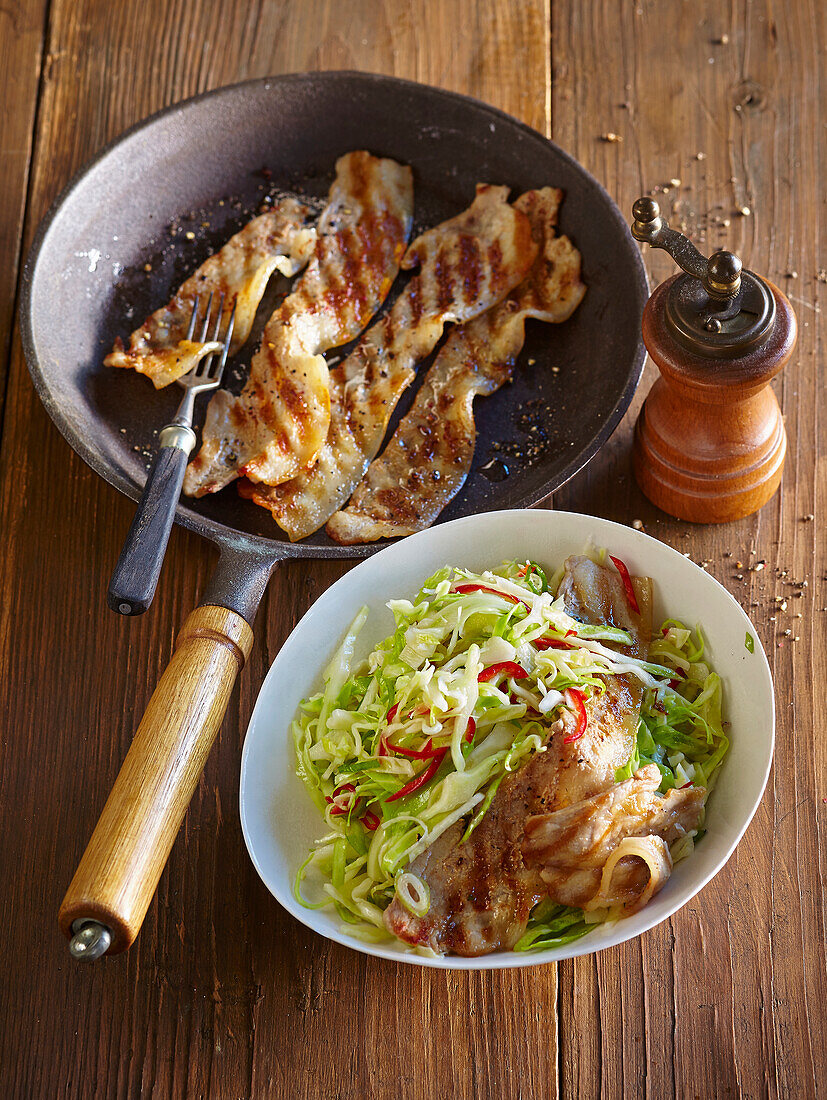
386 749 447 802
478 661 528 683
330 803 360 817
679 781 693 790
452 583 529 609
562 688 588 744
390 737 437 760
668 667 688 690
326 783 361 816
362 809 381 830
379 702 400 755
387 715 476 760
609 555 641 615
534 629 577 650
385 702 427 726
325 782 356 802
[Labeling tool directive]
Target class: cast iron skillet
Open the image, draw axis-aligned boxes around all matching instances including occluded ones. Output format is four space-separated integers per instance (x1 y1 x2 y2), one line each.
20 72 647 959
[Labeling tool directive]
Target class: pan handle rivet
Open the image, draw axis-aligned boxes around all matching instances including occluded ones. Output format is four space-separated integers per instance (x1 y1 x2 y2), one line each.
69 919 112 961
118 602 132 615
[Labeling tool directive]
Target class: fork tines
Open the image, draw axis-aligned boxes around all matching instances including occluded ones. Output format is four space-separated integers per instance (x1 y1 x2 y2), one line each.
184 293 236 385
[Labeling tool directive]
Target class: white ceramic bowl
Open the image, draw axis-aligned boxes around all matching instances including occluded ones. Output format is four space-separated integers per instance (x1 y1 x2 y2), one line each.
240 510 774 969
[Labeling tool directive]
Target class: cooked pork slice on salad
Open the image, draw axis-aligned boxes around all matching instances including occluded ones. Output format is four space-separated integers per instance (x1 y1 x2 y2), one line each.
522 763 705 913
292 551 728 957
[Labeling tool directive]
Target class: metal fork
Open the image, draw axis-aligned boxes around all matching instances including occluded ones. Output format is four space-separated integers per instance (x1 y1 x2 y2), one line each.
107 294 236 616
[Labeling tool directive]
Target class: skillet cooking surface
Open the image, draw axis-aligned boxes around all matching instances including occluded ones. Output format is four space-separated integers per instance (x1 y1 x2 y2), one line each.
21 72 647 559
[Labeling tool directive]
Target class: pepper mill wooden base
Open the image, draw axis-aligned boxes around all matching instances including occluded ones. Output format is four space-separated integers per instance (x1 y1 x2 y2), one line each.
633 277 797 524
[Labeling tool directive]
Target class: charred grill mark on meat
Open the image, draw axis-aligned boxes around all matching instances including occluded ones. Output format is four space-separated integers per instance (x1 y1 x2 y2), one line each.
325 188 586 544
244 184 537 540
183 151 414 497
104 198 316 389
522 765 705 912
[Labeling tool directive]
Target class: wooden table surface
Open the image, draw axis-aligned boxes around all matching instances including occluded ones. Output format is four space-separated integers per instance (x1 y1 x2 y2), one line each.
1 1 824 1097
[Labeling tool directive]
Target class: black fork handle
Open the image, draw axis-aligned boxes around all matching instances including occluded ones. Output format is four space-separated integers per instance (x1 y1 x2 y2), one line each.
107 425 196 616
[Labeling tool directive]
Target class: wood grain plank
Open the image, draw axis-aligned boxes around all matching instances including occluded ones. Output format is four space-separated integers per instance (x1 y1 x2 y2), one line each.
551 1 826 1097
2 0 825 1097
641 918 677 1099
558 955 601 1098
0 0 48 424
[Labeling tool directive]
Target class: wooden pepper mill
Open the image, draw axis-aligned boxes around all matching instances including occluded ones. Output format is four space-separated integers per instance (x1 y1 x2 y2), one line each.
630 197 797 523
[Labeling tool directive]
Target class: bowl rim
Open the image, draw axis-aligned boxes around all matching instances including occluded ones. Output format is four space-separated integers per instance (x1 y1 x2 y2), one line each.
240 508 775 969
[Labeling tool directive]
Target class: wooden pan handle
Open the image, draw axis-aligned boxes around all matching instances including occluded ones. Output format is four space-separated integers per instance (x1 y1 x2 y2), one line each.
58 604 254 955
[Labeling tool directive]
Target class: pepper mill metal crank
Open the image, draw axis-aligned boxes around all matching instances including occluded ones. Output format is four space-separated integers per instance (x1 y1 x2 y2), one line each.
629 196 797 523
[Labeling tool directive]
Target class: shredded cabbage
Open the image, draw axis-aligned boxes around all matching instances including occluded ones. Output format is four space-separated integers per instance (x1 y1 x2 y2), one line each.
291 560 729 952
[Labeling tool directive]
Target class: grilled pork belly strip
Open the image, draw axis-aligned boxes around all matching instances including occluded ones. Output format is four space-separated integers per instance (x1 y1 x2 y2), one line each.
325 187 586 544
383 555 654 956
104 198 316 389
183 151 414 497
522 764 705 912
241 184 537 540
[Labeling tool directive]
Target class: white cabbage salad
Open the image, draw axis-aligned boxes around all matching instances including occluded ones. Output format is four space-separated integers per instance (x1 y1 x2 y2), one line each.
291 555 729 952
